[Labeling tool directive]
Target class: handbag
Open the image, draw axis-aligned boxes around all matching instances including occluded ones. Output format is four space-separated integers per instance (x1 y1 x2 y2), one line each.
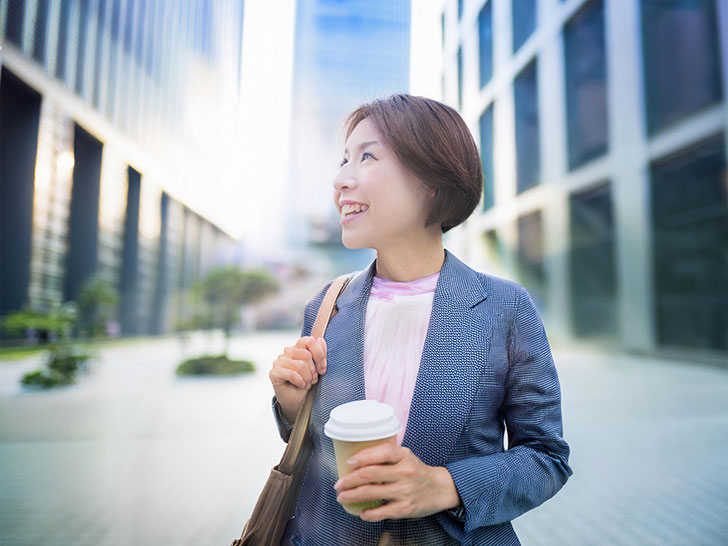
230 272 354 546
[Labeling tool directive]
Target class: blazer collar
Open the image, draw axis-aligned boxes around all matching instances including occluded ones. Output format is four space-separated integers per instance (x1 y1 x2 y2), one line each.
336 248 488 310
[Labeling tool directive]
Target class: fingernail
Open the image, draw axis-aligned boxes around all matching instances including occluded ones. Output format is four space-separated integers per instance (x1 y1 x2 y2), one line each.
347 458 357 466
334 479 341 490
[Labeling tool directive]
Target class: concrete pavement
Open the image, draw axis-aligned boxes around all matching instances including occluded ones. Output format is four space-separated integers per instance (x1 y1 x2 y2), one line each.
1 331 726 545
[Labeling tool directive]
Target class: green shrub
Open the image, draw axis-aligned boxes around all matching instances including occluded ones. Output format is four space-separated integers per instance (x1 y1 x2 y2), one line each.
19 342 91 390
21 369 73 388
176 354 255 376
47 345 89 375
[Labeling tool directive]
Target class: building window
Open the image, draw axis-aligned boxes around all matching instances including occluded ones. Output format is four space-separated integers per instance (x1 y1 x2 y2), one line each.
517 210 546 311
123 0 135 52
640 0 723 135
564 0 608 170
134 0 145 64
569 183 616 337
512 0 536 53
31 0 51 66
457 45 463 110
55 0 73 81
5 0 24 47
92 0 108 109
514 59 540 193
75 0 91 96
479 104 494 210
478 1 493 88
651 136 727 352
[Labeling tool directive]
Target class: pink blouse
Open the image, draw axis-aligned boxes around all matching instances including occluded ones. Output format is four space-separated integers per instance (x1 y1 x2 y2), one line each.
364 270 440 445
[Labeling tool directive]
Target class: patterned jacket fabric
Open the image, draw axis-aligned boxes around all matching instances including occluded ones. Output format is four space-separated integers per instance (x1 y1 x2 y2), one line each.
273 249 573 545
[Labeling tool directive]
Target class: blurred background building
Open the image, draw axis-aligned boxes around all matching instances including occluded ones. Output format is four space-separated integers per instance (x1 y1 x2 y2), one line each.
285 0 411 275
0 0 244 336
422 0 727 362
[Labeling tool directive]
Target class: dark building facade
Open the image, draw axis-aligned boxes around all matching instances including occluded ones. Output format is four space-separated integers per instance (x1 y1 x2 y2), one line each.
0 0 243 336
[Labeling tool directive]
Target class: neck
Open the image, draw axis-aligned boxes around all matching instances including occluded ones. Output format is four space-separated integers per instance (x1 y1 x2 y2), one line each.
374 234 445 282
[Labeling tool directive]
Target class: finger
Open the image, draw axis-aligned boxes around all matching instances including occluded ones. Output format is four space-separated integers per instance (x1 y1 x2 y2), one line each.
283 347 318 381
334 464 400 492
270 366 306 389
346 443 405 471
283 346 314 362
305 337 327 374
360 501 408 522
336 482 397 506
278 359 313 387
295 336 314 349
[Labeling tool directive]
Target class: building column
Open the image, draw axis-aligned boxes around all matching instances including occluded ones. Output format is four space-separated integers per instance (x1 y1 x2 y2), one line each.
606 0 654 353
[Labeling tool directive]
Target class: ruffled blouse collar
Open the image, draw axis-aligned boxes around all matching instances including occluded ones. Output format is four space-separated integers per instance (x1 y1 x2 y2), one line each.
370 270 440 301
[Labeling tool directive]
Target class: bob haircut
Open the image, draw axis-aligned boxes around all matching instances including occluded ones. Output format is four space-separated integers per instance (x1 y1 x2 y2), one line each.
341 94 483 234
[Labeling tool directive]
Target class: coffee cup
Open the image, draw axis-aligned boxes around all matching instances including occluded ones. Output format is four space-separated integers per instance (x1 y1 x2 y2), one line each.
324 400 401 516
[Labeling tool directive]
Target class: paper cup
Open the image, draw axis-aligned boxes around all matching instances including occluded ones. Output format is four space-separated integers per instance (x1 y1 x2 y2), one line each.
324 400 401 516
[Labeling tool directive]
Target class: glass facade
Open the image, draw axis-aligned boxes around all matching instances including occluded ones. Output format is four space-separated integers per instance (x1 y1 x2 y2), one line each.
478 1 493 89
439 0 727 359
0 68 40 319
651 136 727 352
512 0 536 53
564 0 608 170
641 0 723 134
0 0 242 335
569 183 616 337
514 60 540 193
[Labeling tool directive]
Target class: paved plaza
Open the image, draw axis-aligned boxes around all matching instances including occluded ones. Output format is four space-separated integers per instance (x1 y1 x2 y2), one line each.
1 331 726 545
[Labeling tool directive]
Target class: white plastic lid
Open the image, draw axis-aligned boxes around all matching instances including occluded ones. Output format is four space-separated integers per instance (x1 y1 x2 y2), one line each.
324 400 401 442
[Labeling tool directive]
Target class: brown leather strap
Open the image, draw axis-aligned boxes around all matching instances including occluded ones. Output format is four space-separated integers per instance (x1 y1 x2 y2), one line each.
279 273 354 473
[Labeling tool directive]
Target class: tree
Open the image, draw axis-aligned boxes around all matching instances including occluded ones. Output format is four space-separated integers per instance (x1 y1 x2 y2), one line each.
198 266 279 355
77 275 119 338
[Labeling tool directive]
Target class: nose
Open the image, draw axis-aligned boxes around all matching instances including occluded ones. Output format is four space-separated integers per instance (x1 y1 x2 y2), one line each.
333 165 357 194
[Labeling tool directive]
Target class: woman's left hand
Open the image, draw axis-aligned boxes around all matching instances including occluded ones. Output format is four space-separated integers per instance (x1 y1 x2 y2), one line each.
333 442 461 521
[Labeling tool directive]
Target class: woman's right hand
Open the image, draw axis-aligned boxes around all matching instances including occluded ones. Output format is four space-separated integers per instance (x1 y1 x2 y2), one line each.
269 336 328 424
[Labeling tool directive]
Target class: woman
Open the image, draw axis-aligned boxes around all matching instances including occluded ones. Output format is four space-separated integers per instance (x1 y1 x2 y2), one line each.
269 94 572 545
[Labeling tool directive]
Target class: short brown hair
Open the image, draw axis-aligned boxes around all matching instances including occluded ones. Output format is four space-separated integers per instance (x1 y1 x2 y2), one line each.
341 94 483 234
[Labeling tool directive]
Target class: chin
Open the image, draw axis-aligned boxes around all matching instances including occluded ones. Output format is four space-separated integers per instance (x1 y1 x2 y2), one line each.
341 233 370 250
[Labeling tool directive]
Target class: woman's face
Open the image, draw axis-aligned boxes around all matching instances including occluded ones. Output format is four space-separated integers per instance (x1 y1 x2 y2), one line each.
332 117 435 250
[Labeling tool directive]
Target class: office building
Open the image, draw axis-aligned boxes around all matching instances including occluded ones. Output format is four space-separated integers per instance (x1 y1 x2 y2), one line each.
1 0 244 336
434 0 727 361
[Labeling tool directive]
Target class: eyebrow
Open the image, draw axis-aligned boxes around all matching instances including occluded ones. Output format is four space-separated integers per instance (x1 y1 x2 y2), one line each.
343 140 379 155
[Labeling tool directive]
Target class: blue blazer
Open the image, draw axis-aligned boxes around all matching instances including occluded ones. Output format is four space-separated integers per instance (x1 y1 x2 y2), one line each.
273 249 572 546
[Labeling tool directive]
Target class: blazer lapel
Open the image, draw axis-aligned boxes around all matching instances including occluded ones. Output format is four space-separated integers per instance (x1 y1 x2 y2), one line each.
315 260 375 428
402 250 489 466
317 249 490 467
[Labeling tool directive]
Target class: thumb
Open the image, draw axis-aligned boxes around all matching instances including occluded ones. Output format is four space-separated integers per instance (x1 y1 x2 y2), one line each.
317 337 327 353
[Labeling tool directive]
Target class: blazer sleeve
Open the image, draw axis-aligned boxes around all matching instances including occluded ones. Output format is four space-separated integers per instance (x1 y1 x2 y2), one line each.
271 280 333 443
438 285 573 536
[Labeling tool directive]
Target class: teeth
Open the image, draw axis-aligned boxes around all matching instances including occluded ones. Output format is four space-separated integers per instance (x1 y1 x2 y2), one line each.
341 203 369 216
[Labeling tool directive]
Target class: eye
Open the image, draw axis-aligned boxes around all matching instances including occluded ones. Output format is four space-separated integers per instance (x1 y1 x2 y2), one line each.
339 157 348 167
361 152 374 161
